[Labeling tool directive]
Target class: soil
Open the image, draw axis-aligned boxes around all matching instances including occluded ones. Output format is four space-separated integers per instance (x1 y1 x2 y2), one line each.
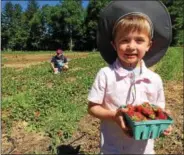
2 52 89 70
1 53 183 154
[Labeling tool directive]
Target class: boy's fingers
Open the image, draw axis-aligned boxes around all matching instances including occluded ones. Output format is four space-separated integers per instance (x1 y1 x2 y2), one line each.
163 125 172 135
121 108 128 113
163 130 171 136
119 118 127 129
167 125 172 132
165 109 171 115
118 115 129 130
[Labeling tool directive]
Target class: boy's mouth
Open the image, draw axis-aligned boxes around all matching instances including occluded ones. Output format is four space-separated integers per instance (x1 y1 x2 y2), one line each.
125 53 138 57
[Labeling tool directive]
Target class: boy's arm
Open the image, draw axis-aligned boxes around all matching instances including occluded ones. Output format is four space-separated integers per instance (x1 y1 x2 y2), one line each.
50 57 56 71
88 102 116 120
88 69 131 137
50 62 55 71
64 56 68 63
156 76 172 135
88 69 117 121
88 101 131 136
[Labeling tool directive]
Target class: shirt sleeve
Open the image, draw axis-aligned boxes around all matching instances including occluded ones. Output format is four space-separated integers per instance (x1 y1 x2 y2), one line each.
156 76 165 109
88 69 106 104
64 56 67 63
51 56 55 63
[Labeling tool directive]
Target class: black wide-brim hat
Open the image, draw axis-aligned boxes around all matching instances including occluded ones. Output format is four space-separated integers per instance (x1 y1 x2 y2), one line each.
97 0 172 67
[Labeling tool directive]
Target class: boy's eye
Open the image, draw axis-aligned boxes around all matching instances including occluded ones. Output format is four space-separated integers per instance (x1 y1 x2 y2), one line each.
136 38 145 43
120 39 129 43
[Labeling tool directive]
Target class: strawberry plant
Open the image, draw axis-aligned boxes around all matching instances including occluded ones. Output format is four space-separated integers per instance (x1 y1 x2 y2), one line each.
2 52 106 154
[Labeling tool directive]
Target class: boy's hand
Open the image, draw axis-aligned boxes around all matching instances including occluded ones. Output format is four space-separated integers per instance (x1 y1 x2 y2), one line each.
54 68 58 72
54 68 59 74
163 125 172 136
114 108 132 138
163 109 173 136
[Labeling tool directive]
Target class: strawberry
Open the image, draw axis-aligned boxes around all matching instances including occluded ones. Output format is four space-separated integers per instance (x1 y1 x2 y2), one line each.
152 106 168 120
135 112 147 120
141 107 155 119
130 112 147 122
135 105 143 113
157 111 167 120
126 110 134 117
149 114 156 119
126 104 135 112
124 103 169 122
131 115 141 121
155 117 160 120
152 106 162 113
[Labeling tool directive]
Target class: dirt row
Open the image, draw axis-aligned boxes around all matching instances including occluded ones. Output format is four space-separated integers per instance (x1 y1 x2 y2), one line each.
2 53 183 154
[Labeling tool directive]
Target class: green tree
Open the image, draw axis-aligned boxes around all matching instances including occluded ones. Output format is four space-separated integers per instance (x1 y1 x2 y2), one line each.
84 0 111 51
39 5 56 50
161 0 184 46
9 4 28 50
1 2 14 50
1 2 27 50
169 0 184 46
24 0 40 50
45 5 65 49
60 0 85 51
25 0 39 21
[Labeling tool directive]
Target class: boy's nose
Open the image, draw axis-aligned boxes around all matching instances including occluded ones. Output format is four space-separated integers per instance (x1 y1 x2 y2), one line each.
127 41 136 50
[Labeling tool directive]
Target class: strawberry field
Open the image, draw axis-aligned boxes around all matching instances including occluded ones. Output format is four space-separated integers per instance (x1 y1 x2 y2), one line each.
1 47 183 154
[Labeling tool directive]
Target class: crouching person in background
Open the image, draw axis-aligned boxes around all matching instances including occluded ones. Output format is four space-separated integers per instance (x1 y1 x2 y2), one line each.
50 48 69 74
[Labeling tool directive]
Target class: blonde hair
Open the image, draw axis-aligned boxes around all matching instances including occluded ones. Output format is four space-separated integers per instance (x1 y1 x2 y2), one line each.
112 13 153 41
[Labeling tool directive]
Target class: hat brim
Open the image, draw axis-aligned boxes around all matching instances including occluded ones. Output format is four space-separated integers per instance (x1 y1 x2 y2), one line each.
97 1 172 67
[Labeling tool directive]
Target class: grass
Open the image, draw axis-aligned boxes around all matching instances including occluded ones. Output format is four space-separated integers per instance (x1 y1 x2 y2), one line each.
2 47 183 154
2 51 106 153
155 47 183 81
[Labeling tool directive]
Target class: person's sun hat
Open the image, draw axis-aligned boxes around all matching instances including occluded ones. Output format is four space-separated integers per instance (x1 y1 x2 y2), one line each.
56 49 63 54
97 0 172 67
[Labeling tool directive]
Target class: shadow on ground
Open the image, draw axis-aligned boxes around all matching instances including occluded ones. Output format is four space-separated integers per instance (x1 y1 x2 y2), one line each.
57 144 85 155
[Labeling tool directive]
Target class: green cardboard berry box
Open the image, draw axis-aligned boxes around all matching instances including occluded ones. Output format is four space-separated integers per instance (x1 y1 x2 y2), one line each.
122 105 174 140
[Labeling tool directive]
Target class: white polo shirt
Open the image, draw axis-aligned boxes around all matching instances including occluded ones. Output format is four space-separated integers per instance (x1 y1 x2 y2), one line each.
88 59 165 154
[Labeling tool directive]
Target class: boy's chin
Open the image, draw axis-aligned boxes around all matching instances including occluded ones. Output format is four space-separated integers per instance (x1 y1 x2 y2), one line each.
121 60 140 67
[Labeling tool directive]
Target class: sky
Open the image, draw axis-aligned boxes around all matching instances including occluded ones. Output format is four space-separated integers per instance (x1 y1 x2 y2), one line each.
1 0 89 11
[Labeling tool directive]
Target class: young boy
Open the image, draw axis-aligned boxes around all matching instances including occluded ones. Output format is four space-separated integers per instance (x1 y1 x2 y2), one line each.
88 1 172 154
50 49 68 74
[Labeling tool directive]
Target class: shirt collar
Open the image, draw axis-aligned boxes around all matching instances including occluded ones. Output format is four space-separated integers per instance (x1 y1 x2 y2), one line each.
112 58 148 78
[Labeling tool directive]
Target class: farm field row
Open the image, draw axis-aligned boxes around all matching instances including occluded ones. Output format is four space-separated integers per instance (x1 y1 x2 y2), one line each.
1 48 183 154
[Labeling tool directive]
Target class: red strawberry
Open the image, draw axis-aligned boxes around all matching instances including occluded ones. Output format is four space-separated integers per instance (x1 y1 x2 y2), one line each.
135 105 143 113
152 106 168 120
142 108 152 116
130 112 147 122
155 117 160 120
157 111 167 120
135 112 147 120
126 110 134 117
141 107 156 119
126 104 135 112
152 106 162 113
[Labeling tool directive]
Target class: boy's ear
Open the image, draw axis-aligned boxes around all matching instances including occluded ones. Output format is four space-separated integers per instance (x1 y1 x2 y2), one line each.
111 41 116 51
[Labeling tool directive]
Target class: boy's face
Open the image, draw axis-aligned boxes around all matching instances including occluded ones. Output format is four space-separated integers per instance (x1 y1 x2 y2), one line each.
56 53 62 57
112 30 152 67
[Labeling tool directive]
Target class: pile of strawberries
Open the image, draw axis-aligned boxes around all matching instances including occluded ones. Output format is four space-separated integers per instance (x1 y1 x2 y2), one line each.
124 102 168 122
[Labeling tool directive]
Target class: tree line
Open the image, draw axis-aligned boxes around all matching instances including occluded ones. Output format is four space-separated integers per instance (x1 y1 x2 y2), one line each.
1 0 183 51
